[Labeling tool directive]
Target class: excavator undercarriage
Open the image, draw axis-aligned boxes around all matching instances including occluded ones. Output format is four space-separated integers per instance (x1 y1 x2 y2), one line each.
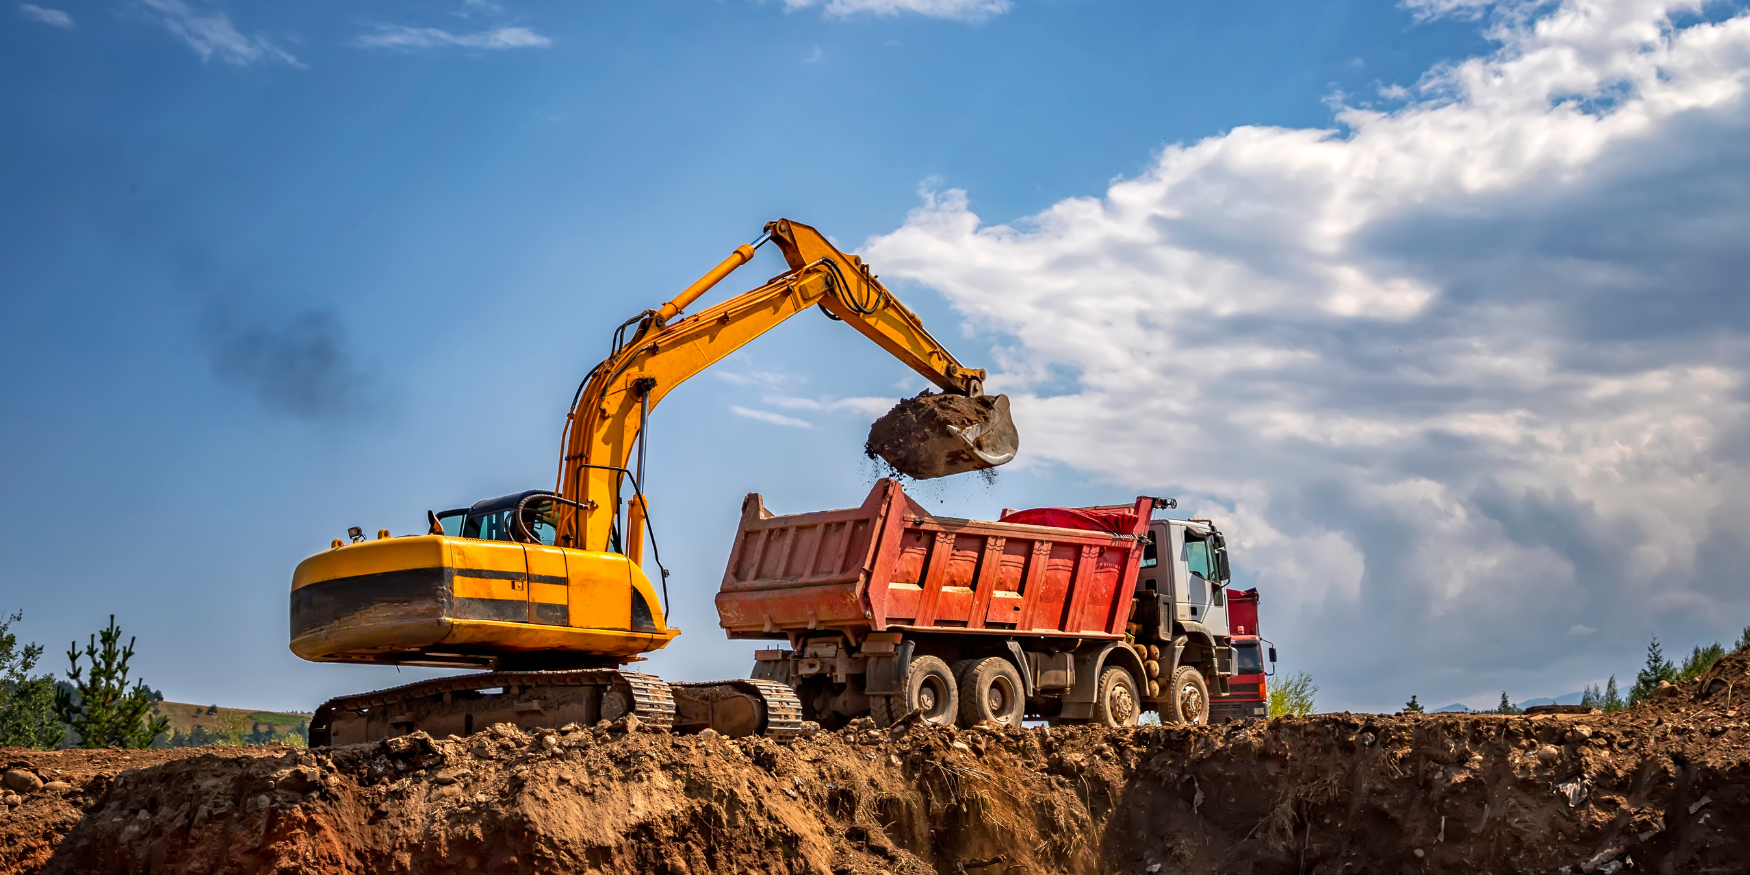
310 669 802 746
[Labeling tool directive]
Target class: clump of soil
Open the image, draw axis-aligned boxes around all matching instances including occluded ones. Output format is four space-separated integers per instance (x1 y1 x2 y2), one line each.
4 651 1750 874
866 392 1016 480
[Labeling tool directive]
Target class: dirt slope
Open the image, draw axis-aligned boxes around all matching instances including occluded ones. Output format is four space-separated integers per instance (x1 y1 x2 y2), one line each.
4 653 1749 874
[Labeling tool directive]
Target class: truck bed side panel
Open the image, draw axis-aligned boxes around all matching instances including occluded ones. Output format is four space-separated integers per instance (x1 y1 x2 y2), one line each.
717 480 1152 640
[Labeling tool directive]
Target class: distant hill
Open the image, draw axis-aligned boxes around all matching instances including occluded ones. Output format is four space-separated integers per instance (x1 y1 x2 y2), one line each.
1430 691 1584 714
150 701 310 748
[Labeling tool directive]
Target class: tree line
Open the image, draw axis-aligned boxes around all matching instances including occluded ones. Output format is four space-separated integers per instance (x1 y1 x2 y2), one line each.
0 610 304 750
1402 626 1750 715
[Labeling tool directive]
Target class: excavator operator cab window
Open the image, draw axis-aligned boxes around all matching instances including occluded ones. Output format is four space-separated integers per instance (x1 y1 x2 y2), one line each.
520 500 558 546
459 491 559 545
434 509 467 537
463 509 515 541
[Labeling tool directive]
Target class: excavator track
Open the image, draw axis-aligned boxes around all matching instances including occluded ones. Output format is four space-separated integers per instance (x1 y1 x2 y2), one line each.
309 669 676 747
671 678 804 740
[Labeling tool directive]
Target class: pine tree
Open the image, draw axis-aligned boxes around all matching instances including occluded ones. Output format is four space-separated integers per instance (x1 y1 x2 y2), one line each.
0 611 64 749
1603 675 1624 712
1579 684 1600 710
1495 692 1521 715
1628 637 1677 706
1736 626 1750 653
1679 642 1726 681
54 616 168 749
1403 695 1424 714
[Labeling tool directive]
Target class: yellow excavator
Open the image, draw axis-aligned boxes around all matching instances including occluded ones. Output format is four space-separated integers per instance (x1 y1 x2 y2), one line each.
291 219 1018 745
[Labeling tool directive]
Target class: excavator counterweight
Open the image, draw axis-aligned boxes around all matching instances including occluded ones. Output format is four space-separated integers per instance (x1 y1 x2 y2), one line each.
291 220 1017 744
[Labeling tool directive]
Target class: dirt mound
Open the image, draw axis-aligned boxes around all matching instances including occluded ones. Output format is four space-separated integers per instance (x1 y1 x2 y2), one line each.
3 666 1748 875
866 392 1017 480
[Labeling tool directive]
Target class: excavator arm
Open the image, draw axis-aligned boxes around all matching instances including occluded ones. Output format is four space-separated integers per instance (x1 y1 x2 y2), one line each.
554 218 994 556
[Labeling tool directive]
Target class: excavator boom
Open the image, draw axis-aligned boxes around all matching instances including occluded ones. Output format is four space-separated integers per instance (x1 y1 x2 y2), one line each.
554 218 1010 555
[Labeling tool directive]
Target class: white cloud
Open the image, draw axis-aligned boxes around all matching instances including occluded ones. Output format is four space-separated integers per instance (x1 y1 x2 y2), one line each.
764 394 899 418
861 0 1750 709
729 406 814 428
139 0 301 67
774 0 1011 22
355 24 551 50
18 4 73 27
714 367 801 390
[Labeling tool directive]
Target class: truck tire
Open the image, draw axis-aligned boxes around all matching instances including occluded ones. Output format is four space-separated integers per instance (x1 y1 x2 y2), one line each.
955 657 1025 728
1166 665 1209 726
1092 666 1141 727
870 655 958 728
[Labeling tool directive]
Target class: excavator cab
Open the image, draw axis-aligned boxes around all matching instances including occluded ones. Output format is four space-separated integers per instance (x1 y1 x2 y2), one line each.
433 492 564 545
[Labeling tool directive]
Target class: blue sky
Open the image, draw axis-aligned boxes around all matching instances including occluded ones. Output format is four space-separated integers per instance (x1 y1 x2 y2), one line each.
5 0 1749 714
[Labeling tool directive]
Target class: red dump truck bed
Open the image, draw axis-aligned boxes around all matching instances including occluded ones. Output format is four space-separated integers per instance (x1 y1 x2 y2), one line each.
716 479 1153 641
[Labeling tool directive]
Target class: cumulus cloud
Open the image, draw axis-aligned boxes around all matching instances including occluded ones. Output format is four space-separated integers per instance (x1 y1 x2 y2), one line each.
355 24 551 50
773 0 1011 22
140 0 301 66
18 4 73 27
862 0 1750 709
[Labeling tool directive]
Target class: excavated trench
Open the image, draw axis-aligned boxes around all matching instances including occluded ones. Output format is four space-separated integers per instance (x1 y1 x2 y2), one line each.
4 653 1749 874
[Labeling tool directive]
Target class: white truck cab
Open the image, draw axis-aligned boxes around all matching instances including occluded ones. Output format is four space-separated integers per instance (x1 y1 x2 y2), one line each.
1140 519 1231 638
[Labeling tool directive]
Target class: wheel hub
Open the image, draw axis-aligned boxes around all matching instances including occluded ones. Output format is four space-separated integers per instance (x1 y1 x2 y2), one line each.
1181 684 1204 721
1111 686 1136 724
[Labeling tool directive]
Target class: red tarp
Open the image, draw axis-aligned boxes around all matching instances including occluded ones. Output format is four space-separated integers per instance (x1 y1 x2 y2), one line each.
998 507 1139 535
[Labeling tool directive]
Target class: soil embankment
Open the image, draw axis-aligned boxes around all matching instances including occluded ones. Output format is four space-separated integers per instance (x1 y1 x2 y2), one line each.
4 653 1749 874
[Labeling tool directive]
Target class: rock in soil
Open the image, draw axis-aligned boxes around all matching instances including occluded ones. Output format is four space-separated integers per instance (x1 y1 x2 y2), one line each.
5 651 1750 873
866 391 1015 480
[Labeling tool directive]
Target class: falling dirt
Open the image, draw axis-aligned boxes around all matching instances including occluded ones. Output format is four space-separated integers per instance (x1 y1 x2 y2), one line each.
866 392 1016 480
5 652 1750 874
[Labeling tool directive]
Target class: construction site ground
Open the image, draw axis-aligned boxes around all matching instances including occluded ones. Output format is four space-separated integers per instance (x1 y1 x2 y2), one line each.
4 652 1749 874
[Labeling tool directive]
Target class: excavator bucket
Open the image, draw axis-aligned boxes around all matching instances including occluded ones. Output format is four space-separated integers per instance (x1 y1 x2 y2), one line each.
865 393 1020 479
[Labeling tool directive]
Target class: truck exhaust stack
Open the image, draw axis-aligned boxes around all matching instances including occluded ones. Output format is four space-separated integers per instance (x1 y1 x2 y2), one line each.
865 392 1019 479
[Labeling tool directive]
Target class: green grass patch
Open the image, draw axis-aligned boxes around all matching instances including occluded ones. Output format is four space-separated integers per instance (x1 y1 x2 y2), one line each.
247 711 310 725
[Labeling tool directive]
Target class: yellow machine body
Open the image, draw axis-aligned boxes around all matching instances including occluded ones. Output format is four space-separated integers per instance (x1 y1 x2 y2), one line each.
291 534 675 670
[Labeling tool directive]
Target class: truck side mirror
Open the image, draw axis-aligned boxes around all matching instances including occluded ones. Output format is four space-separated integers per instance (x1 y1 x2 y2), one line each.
1215 547 1231 582
1268 647 1277 663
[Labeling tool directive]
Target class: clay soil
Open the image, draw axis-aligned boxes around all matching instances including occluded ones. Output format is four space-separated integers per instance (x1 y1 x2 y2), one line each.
866 392 1004 480
5 653 1750 875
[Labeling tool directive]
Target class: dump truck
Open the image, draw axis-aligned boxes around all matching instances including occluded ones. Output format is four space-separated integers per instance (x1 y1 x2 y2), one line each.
717 480 1240 728
1207 587 1273 721
291 220 1018 746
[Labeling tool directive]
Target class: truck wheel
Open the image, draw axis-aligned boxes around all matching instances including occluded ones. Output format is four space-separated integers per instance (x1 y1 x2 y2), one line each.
1092 666 1140 727
1166 666 1209 726
872 655 958 727
956 657 1025 728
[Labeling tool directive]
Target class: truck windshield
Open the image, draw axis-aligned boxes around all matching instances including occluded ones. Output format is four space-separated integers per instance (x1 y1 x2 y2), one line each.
1235 643 1263 673
1183 538 1214 579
